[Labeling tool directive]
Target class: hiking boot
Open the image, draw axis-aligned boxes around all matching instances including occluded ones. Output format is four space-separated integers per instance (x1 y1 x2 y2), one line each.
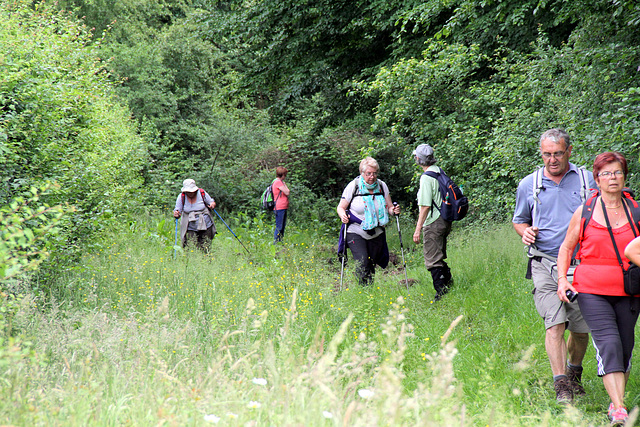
430 267 450 300
433 287 450 302
565 365 586 396
443 265 454 288
609 404 628 426
554 376 573 404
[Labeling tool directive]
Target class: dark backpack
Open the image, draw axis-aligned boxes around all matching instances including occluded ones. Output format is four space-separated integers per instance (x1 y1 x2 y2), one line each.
261 180 280 211
423 170 468 222
579 189 640 241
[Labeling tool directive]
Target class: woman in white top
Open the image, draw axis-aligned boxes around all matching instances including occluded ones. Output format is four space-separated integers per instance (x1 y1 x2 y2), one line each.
337 157 400 285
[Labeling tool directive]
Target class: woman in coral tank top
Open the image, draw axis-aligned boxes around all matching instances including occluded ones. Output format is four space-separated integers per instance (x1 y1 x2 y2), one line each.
556 152 640 426
273 166 290 243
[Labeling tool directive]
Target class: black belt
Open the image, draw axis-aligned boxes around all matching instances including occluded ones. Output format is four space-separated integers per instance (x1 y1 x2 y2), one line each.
531 256 578 265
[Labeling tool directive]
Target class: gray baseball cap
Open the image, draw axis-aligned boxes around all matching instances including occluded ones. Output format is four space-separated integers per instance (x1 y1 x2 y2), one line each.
413 144 434 162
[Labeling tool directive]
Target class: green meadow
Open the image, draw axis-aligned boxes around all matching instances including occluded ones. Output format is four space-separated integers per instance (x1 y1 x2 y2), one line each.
1 214 637 426
3 1 640 425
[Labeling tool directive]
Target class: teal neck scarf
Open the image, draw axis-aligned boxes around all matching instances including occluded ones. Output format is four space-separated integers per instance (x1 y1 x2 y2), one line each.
358 176 389 230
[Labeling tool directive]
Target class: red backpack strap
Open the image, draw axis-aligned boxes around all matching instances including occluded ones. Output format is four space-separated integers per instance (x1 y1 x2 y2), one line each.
200 188 212 211
181 189 208 208
579 192 599 243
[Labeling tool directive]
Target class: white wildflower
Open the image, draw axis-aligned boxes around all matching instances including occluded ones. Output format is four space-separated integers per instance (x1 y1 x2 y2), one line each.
322 411 333 419
226 412 238 419
247 401 262 409
204 414 220 423
252 377 267 386
358 389 374 399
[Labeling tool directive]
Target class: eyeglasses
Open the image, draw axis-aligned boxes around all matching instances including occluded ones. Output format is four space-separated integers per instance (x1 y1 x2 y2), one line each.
363 171 378 177
598 170 624 178
541 150 566 159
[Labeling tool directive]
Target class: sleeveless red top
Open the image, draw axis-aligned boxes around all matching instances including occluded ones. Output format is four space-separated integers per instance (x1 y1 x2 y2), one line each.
574 220 636 296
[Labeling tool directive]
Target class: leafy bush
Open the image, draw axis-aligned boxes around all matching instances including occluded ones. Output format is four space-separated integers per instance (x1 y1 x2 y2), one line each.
0 1 147 273
0 185 69 286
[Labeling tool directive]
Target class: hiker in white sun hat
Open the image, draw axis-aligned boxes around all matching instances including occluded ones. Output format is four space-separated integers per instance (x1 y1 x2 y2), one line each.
173 178 217 250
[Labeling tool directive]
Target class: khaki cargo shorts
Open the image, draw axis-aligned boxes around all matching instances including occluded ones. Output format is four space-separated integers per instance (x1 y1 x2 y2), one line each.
531 258 589 333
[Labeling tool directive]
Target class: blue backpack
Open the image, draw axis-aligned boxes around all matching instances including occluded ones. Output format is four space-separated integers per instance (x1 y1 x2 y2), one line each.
423 170 469 222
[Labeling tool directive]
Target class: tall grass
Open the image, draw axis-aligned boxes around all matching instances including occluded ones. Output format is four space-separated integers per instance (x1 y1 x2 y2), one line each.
0 213 636 425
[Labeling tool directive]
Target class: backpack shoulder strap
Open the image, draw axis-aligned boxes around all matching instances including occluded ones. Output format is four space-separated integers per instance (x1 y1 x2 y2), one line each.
578 166 591 202
378 180 387 199
422 170 444 210
579 192 599 242
349 178 386 205
200 188 212 212
350 178 359 203
532 167 544 228
423 170 441 180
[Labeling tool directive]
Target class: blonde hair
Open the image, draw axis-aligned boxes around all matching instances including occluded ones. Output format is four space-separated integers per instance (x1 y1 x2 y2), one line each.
359 157 379 174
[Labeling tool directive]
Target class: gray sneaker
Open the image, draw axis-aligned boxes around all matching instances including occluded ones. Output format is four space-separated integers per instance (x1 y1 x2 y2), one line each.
554 377 574 403
565 365 586 396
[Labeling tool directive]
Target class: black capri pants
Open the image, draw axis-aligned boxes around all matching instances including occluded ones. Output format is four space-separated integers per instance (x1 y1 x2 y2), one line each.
578 293 640 376
347 230 386 286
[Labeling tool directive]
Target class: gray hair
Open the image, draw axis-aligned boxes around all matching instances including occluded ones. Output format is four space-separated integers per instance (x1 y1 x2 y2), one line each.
416 154 436 166
540 128 570 149
359 157 380 174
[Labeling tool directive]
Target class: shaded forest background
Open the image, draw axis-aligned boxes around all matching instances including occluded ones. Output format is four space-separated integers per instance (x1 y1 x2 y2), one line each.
1 0 640 282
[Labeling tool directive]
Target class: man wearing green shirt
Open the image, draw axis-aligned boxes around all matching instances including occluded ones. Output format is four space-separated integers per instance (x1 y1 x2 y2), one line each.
412 144 453 301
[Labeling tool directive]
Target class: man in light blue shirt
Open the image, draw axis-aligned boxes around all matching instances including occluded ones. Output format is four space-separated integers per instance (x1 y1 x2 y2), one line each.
513 128 596 404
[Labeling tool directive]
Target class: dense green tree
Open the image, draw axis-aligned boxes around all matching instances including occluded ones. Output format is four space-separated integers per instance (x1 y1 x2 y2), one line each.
198 0 631 124
199 0 418 124
368 3 640 220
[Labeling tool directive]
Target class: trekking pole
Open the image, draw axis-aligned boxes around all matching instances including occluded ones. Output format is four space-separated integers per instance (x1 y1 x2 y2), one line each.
394 202 409 290
174 217 179 259
213 209 251 255
339 223 347 291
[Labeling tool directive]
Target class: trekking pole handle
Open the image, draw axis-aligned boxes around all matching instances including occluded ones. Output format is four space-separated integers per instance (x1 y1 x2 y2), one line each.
393 202 400 216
